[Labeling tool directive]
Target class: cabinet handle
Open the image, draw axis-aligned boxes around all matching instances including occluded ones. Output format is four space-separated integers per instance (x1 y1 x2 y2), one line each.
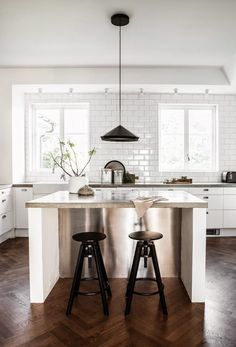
203 189 209 191
21 189 28 192
2 215 6 219
203 196 209 199
2 199 6 203
206 212 209 215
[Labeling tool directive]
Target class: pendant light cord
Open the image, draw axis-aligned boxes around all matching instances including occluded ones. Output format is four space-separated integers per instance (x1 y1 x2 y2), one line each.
119 25 121 126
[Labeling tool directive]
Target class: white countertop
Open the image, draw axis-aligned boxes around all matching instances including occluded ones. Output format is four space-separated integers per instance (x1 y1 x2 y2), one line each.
26 190 207 209
0 184 12 190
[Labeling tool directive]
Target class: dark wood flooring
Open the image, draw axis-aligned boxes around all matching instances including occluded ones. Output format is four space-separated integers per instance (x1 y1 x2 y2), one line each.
0 237 235 347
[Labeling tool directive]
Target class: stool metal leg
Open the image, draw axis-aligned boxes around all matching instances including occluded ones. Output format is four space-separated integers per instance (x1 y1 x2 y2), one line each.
125 242 142 315
143 242 148 268
66 244 85 315
93 243 109 315
96 242 112 297
126 242 141 298
150 242 168 315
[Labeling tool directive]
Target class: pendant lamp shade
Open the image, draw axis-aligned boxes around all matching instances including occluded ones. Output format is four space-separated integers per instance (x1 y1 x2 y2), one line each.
101 13 139 142
101 125 139 142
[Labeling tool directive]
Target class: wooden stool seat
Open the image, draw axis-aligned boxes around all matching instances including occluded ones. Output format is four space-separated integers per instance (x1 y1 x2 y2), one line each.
129 231 163 241
72 232 106 243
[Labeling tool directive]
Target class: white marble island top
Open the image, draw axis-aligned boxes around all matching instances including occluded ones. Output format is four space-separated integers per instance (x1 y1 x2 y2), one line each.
26 190 207 209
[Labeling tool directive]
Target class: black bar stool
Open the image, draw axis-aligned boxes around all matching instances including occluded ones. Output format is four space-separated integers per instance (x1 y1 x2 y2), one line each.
125 231 168 316
66 232 112 316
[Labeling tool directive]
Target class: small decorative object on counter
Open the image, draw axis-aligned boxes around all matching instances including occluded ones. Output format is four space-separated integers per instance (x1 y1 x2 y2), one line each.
78 185 95 196
113 169 124 184
164 176 192 184
123 171 139 184
69 176 88 193
104 160 126 184
49 140 96 193
101 168 113 184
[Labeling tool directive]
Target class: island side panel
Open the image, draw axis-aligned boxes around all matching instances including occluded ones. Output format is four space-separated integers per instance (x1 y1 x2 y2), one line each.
28 208 59 303
181 208 206 302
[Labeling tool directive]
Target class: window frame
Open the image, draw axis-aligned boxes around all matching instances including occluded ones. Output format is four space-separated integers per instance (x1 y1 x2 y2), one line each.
27 102 90 177
158 103 219 173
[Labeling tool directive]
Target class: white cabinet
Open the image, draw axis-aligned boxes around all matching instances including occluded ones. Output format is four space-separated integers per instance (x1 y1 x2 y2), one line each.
0 212 13 236
223 187 236 195
0 188 13 236
189 188 224 229
223 189 236 228
195 195 223 210
189 187 223 195
206 210 223 228
223 211 236 228
155 187 189 192
0 191 13 215
15 188 33 229
223 195 236 209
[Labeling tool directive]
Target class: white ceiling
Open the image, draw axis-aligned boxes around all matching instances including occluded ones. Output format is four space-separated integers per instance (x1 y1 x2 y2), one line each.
1 0 236 91
0 0 236 67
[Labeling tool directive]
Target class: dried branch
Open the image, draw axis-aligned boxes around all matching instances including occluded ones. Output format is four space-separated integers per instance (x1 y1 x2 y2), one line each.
50 153 72 177
77 148 96 177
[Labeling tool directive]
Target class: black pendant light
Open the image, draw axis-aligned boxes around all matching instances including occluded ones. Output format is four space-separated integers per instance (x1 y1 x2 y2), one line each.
101 13 139 142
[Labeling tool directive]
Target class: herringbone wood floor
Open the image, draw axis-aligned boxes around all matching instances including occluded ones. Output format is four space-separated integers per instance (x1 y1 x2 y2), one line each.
0 237 235 347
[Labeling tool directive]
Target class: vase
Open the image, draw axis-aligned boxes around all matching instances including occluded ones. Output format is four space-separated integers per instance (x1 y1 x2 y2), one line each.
68 176 88 194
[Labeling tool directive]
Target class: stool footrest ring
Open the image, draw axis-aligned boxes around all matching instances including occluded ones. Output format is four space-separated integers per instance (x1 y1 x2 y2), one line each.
76 277 110 296
132 277 164 296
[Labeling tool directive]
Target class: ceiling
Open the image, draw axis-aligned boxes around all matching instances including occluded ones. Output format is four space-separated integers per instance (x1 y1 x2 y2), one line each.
1 0 236 91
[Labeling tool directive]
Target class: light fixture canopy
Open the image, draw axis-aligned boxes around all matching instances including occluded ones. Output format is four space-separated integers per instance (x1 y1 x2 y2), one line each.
101 13 139 142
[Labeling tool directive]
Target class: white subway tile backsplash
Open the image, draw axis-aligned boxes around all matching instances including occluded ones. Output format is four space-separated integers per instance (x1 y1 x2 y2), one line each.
25 92 236 183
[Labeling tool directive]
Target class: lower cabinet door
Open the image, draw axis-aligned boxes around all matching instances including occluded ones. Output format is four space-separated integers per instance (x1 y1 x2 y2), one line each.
0 212 13 235
223 211 236 228
15 188 33 229
206 210 223 229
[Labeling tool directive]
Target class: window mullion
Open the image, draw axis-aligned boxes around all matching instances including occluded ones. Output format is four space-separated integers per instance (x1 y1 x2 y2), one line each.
60 108 64 140
184 108 189 171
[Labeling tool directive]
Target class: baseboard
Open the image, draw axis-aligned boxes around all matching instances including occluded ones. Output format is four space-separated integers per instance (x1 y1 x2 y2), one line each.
15 229 28 237
207 229 236 237
0 229 15 244
219 229 236 237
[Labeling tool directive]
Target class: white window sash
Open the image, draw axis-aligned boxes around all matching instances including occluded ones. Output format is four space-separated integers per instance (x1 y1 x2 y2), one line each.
158 103 218 172
27 102 89 176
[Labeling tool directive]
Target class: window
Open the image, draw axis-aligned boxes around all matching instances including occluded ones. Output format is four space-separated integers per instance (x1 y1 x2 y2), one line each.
28 103 89 175
158 104 218 172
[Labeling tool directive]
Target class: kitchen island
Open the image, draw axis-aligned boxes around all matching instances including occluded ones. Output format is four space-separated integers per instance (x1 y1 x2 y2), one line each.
26 190 207 304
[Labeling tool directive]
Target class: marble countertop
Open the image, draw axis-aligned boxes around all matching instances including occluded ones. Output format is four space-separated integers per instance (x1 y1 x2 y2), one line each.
0 184 12 190
26 190 207 209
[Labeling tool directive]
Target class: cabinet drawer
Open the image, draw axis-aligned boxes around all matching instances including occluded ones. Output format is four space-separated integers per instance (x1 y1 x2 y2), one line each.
206 210 223 228
223 211 236 228
189 187 223 195
0 188 12 197
0 194 12 215
223 188 236 195
195 195 223 210
0 212 13 235
223 195 236 209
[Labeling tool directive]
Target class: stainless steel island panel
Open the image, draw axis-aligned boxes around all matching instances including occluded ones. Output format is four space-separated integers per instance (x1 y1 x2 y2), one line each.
59 207 181 278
